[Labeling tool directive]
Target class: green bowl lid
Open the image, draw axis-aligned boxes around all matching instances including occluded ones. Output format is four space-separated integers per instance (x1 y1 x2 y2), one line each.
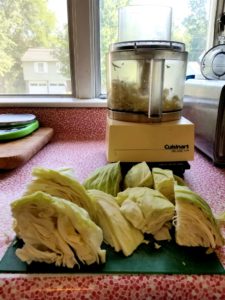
0 120 39 141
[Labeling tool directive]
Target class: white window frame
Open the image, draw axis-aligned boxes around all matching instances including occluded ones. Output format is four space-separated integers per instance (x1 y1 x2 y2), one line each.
68 0 101 99
213 0 225 44
0 0 223 107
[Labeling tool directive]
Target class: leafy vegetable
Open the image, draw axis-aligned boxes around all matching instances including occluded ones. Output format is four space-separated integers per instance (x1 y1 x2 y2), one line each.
87 189 144 256
116 187 175 240
124 162 153 189
152 168 175 203
83 162 122 196
174 185 224 248
173 174 187 186
11 191 106 268
215 211 225 226
24 167 96 221
153 223 173 241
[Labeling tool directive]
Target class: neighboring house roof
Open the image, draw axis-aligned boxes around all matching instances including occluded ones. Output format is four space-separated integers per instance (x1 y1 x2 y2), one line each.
21 48 58 62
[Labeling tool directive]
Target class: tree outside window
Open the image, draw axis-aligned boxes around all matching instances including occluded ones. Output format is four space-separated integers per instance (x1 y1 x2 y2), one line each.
0 0 213 96
0 0 70 94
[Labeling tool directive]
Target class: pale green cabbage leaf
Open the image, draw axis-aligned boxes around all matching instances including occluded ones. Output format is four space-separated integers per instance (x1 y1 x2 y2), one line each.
87 189 144 256
11 191 106 268
215 211 225 226
174 185 224 248
124 162 153 189
83 162 122 196
153 223 173 241
173 174 187 186
116 187 175 240
24 167 96 221
152 167 175 203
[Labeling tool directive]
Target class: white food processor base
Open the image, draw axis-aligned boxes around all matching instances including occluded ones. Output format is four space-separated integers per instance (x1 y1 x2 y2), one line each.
106 116 194 163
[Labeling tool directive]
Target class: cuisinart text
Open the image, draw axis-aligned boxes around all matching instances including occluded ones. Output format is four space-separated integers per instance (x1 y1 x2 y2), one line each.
164 144 189 152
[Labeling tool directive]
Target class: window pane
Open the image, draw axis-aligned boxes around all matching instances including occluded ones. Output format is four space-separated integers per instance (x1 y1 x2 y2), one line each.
100 0 212 94
0 0 71 95
100 0 131 94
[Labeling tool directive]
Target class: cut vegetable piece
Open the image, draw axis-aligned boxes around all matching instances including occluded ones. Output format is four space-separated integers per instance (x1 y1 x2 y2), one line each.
87 189 144 256
152 167 175 203
174 185 224 248
116 187 175 238
83 162 122 196
11 191 106 268
215 211 225 226
124 162 153 189
173 175 187 186
153 223 172 241
24 167 96 221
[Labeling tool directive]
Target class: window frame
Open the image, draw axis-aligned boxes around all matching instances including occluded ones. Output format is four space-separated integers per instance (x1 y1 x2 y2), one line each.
213 0 225 45
0 0 223 107
67 0 101 99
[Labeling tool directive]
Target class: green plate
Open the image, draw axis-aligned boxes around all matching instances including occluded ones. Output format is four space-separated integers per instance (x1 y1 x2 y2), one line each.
0 120 39 141
0 238 224 275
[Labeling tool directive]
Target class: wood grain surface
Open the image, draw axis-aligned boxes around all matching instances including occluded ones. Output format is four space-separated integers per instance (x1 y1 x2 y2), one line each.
0 127 54 169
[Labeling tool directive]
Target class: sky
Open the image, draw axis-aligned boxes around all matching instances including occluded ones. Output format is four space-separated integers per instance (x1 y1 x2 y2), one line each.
48 0 68 29
47 0 191 29
47 0 212 28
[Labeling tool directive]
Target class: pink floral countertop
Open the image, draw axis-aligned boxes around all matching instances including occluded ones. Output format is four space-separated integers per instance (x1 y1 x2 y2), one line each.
0 107 225 300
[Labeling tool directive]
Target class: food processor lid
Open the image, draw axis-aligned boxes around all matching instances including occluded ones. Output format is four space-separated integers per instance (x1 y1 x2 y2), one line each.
110 40 186 52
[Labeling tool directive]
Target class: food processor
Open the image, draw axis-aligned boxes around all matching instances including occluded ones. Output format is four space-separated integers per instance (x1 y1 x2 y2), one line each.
105 5 194 173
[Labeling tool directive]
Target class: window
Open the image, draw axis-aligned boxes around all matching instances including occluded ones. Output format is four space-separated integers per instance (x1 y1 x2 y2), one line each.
0 0 223 100
100 0 219 94
0 0 71 95
34 62 48 74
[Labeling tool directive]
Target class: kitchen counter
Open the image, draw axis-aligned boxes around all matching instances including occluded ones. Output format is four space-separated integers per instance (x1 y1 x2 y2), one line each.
0 107 225 300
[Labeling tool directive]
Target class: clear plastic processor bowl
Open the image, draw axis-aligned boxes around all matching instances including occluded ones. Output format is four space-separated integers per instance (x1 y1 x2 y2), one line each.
107 40 188 123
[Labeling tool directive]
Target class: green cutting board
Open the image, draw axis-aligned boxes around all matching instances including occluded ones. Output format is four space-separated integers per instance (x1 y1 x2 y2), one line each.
0 238 224 275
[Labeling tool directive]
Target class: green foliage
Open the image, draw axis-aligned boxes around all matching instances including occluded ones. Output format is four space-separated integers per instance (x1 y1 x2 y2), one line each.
53 25 71 79
0 19 15 76
100 0 130 91
181 0 208 61
0 0 57 93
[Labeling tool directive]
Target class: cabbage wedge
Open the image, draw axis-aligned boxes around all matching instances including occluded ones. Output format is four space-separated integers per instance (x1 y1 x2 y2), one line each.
87 189 144 256
116 187 175 240
11 191 106 268
152 167 175 203
24 167 96 221
124 162 153 189
174 185 224 248
83 162 122 196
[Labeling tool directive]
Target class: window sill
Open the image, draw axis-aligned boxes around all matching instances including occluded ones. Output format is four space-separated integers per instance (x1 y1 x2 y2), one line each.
0 97 107 108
